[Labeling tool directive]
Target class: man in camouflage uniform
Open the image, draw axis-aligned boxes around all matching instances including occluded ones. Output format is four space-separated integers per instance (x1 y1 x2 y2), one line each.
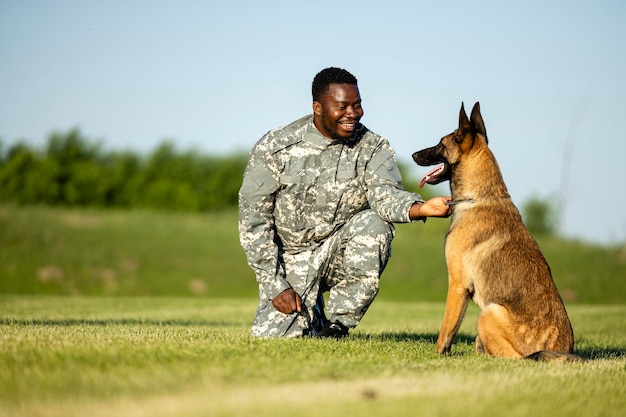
239 67 452 338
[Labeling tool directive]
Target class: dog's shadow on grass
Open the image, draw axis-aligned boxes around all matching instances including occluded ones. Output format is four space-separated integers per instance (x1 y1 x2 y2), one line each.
354 331 477 346
354 331 625 361
574 345 625 360
353 331 479 358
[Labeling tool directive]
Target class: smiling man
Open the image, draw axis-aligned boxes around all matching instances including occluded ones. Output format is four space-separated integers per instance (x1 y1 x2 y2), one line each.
238 67 452 338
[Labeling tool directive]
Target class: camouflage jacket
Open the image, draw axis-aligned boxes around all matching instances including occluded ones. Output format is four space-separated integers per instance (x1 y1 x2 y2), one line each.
238 115 423 300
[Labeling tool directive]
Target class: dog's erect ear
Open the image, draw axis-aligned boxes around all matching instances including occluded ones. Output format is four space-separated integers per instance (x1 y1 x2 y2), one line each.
470 102 488 143
458 102 471 134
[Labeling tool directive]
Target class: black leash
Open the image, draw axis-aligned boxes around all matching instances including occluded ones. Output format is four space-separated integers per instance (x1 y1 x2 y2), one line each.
279 275 320 337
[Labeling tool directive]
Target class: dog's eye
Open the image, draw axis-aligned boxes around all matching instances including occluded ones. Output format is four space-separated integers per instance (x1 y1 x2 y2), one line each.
453 136 461 144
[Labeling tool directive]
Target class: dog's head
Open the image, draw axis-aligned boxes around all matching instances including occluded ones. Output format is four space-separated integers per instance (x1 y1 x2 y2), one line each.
412 102 487 188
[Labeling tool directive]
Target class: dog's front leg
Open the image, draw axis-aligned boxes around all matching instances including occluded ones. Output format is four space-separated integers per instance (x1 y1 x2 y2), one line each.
436 282 471 354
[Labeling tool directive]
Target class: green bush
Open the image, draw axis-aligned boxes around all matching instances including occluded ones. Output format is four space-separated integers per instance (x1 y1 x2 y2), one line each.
0 130 248 211
522 195 558 236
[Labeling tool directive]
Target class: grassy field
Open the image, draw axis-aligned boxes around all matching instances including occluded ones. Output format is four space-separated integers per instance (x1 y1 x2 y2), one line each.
1 296 624 417
1 205 625 303
1 205 625 416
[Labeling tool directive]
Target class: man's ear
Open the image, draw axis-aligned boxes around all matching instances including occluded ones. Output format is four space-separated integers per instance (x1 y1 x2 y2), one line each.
313 101 322 116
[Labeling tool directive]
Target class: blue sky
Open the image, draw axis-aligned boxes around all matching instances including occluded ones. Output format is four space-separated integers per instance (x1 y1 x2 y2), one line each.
1 0 625 244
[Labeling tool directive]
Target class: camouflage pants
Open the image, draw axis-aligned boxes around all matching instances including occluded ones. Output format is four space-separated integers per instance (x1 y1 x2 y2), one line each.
251 210 395 338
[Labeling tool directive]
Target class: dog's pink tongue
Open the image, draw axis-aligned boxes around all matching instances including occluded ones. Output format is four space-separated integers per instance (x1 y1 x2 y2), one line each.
420 165 444 188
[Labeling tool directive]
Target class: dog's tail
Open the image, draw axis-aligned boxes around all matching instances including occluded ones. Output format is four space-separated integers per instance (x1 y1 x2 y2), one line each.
524 351 586 363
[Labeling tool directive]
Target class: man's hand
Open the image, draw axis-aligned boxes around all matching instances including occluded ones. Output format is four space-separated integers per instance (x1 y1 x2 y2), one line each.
271 288 302 314
410 196 453 220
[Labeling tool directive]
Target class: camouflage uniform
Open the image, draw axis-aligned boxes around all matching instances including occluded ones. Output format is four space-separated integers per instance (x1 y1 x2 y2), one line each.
239 115 423 338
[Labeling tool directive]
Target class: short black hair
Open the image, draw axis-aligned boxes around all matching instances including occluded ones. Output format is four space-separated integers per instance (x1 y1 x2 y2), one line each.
312 67 358 102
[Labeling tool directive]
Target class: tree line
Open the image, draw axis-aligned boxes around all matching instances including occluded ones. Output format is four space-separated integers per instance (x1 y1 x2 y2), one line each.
0 128 555 235
0 129 432 212
0 129 248 211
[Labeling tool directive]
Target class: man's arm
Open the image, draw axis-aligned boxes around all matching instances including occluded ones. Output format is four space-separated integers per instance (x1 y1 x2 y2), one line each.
409 197 453 220
238 143 291 302
363 137 453 222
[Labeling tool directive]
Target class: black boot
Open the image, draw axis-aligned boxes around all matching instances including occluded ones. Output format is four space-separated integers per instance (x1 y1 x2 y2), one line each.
311 294 329 333
317 321 349 339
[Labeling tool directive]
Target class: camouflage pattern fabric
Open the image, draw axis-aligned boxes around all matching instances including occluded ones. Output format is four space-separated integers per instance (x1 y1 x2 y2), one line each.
239 115 423 337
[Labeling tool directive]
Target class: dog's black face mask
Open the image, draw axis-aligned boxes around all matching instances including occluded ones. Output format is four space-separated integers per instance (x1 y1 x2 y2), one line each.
412 145 451 187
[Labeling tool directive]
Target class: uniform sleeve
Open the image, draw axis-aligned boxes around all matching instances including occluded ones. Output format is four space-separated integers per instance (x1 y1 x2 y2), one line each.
238 141 291 300
365 140 424 223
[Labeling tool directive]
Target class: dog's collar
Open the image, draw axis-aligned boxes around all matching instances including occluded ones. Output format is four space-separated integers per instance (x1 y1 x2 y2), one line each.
448 196 511 206
447 198 476 206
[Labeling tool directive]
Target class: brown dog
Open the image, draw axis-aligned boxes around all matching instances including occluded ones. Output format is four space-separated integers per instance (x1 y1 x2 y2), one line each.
413 102 582 361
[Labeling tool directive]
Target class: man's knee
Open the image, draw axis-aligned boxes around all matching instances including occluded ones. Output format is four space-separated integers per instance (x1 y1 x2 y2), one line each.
349 210 394 242
343 210 394 273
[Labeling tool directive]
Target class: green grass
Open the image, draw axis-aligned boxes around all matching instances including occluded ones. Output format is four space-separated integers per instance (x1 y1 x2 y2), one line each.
0 296 624 417
1 205 625 415
0 205 254 297
1 205 625 303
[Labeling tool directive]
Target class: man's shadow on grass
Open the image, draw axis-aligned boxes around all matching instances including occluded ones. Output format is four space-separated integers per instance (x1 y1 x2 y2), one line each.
354 331 625 360
0 318 237 327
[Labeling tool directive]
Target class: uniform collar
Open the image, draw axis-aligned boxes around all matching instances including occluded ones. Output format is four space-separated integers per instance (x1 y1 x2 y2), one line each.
303 131 335 148
303 119 335 148
303 116 363 148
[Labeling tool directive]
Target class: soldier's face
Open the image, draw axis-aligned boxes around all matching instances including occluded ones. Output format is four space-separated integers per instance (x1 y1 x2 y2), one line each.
313 83 363 140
